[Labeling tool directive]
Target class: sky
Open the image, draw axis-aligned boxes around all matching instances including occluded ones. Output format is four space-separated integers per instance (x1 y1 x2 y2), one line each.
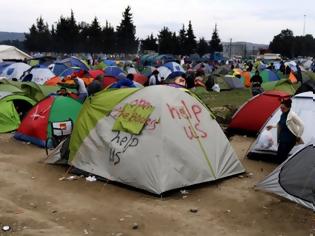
1 0 314 44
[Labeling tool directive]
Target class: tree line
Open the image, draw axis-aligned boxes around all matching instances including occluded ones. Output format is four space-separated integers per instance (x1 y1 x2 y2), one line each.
21 6 223 55
269 29 315 58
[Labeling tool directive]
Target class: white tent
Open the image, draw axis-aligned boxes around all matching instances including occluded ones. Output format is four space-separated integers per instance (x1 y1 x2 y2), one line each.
21 68 55 85
0 45 31 61
70 86 245 194
256 139 315 211
248 92 315 158
0 62 31 80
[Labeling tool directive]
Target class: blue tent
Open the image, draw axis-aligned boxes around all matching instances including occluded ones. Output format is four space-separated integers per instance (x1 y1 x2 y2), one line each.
158 62 185 80
104 60 116 66
50 63 69 76
59 67 81 77
104 66 126 79
0 62 14 74
60 56 89 71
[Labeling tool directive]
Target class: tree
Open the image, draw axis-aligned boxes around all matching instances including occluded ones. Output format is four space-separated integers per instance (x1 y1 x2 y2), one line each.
116 6 138 54
55 10 80 53
102 21 116 54
141 34 158 52
209 24 223 53
88 17 103 53
178 25 187 55
24 16 51 52
197 37 209 55
269 29 295 58
158 27 174 54
185 21 197 54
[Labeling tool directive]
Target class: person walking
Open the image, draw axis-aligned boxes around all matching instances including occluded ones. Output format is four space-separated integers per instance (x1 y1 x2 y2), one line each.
267 98 304 163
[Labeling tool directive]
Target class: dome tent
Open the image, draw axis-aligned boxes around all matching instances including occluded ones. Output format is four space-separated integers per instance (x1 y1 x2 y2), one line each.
69 86 245 194
0 92 36 133
228 91 290 134
14 96 82 148
256 139 315 211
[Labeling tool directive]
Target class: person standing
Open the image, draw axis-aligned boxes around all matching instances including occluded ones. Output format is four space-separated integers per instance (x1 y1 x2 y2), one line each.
74 77 88 103
250 70 263 96
267 99 304 163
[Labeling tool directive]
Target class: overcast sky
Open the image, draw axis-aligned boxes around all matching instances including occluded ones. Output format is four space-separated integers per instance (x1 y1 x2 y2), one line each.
1 0 314 44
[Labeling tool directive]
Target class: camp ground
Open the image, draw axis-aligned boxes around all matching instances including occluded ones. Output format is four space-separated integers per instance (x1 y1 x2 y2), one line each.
0 42 314 234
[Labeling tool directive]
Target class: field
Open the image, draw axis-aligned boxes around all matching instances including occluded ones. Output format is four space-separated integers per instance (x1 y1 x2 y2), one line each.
0 88 313 236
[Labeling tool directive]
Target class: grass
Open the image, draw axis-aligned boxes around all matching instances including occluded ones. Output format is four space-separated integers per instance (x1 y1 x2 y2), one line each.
193 87 252 108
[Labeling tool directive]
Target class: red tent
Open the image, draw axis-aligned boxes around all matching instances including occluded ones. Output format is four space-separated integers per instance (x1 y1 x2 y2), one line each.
103 76 117 88
133 73 148 85
88 69 104 79
228 91 290 134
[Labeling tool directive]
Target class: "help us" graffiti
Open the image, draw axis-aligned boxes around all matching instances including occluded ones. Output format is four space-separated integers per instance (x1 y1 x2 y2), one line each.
109 131 139 165
166 100 208 140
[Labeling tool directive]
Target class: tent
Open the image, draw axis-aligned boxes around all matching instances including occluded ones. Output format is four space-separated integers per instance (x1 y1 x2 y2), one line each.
48 63 69 76
104 66 125 79
0 83 24 94
0 45 31 61
262 79 296 95
158 62 185 80
260 69 280 82
223 75 244 89
69 86 245 194
0 61 14 74
21 83 60 102
1 62 31 80
248 92 315 158
20 67 55 85
14 96 82 148
59 56 90 72
132 73 148 85
194 63 213 75
142 66 156 77
302 71 315 82
295 80 315 95
241 71 252 87
0 92 36 133
228 91 290 134
256 140 315 211
215 76 232 91
88 69 104 79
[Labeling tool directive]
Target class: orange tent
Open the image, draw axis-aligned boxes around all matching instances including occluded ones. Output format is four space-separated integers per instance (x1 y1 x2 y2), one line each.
45 76 62 86
242 71 251 87
288 72 297 84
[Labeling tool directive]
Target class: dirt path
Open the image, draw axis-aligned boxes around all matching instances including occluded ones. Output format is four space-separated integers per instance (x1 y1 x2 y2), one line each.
0 134 313 236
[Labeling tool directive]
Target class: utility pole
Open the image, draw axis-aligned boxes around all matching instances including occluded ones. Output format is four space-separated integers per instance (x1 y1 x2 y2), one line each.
229 38 232 58
303 14 306 36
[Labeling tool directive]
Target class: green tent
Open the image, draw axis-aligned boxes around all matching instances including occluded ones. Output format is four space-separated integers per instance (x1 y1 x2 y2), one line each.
21 83 60 102
0 92 36 133
0 79 23 89
0 83 24 94
302 71 315 81
215 76 231 90
262 79 296 95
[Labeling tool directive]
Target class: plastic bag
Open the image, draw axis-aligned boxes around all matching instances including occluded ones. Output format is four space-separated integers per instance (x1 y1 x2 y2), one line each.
258 129 274 149
212 83 220 92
